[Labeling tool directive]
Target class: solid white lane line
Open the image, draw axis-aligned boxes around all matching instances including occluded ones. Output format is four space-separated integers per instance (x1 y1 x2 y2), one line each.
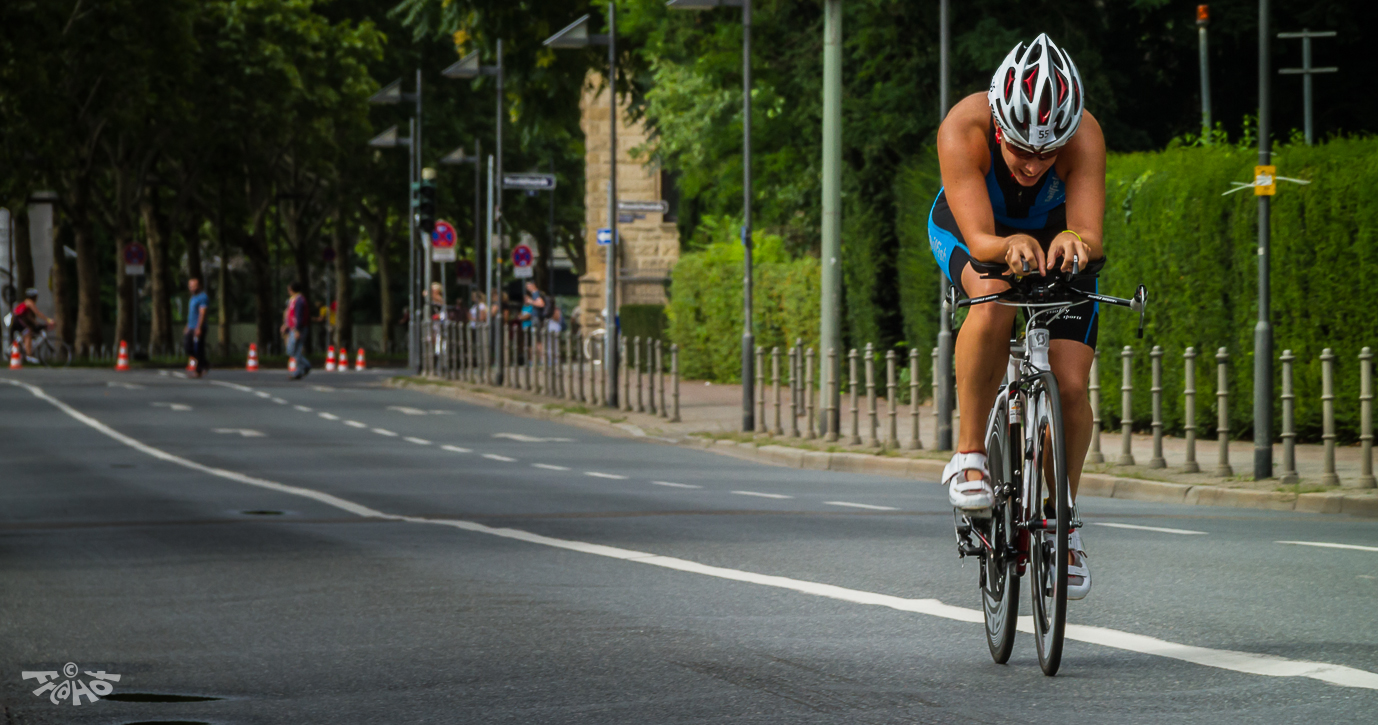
1094 522 1208 536
532 463 570 471
441 445 472 453
404 437 432 446
372 428 398 437
586 471 627 480
652 481 702 489
295 405 313 412
483 454 516 462
824 501 898 511
732 490 792 499
209 381 254 393
1277 540 1378 553
318 412 339 421
344 421 367 428
9 376 1378 693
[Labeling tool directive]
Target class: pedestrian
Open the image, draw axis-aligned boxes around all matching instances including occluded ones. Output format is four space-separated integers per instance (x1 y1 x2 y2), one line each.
525 281 547 321
281 281 311 379
184 277 209 378
468 290 488 327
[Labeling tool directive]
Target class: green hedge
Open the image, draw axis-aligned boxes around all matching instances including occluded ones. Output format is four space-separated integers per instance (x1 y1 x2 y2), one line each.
666 231 820 382
1097 136 1378 442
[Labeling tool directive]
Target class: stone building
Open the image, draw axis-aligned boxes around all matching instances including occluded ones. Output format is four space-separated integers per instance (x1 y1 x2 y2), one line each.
578 73 679 328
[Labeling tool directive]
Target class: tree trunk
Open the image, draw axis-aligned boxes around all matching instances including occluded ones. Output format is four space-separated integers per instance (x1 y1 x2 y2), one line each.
113 218 134 350
13 210 33 294
333 207 352 352
242 215 274 353
370 215 393 354
142 191 173 355
71 197 102 355
183 215 203 284
53 221 76 345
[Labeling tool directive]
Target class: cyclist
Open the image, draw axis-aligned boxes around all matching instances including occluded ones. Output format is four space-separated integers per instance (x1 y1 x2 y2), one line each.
929 34 1103 599
11 288 54 364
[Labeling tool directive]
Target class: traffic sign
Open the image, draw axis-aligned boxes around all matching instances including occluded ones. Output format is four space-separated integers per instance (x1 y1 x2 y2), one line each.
617 199 668 214
502 173 557 191
455 259 475 283
123 243 147 276
512 244 534 269
596 228 613 246
431 220 457 262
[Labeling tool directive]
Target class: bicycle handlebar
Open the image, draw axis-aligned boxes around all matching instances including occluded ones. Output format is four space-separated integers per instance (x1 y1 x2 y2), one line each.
948 256 1148 339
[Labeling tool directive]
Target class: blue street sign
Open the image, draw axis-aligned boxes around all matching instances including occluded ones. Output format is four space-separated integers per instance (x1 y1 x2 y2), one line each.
596 228 613 246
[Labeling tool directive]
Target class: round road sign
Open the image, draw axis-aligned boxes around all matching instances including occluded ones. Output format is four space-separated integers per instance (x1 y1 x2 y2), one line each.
123 243 148 266
455 260 475 281
432 220 457 248
511 244 533 268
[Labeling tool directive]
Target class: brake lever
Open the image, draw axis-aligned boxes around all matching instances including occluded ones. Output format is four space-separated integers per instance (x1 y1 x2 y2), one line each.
1131 284 1148 339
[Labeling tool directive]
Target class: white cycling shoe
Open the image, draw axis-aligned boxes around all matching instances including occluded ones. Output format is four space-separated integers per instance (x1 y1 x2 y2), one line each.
1066 529 1092 601
943 452 994 512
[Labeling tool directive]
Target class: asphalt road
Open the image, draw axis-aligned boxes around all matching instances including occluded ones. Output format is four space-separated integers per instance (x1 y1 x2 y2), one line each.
1 368 1376 724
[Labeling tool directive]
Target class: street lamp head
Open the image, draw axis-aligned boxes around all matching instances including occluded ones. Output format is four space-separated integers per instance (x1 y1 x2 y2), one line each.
545 14 599 48
368 125 402 149
442 51 483 79
368 78 404 105
440 146 476 165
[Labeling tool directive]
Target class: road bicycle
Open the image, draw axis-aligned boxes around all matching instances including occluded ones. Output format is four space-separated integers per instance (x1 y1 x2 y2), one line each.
3 314 72 368
948 256 1145 676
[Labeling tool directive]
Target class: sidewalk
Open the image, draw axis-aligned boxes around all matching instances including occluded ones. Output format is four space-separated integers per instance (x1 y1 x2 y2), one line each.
390 374 1378 517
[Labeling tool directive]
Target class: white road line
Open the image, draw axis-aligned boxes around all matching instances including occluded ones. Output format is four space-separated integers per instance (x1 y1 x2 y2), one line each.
824 501 898 511
732 490 792 499
1094 522 1208 536
294 405 313 412
404 437 432 446
652 481 702 489
271 397 287 405
318 412 339 421
372 428 398 437
1277 540 1378 553
254 391 271 399
151 402 193 412
484 454 516 462
9 376 1378 693
532 463 570 471
172 372 188 379
209 381 253 393
343 420 367 428
586 471 627 480
441 445 472 453
212 428 265 438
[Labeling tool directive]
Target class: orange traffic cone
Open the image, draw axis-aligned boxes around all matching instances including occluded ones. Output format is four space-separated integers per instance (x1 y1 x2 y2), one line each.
354 347 366 371
245 343 259 371
9 342 21 369
325 345 336 372
186 355 196 373
288 355 298 376
115 341 130 371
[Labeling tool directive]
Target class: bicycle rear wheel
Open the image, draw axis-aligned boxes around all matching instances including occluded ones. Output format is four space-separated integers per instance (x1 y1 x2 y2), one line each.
981 399 1020 664
1028 372 1069 676
36 338 72 368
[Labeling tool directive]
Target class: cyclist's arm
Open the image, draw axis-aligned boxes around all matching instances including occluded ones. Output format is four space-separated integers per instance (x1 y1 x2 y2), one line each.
1051 111 1106 270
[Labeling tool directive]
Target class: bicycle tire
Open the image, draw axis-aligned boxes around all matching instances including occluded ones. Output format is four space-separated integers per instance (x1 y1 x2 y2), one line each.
980 397 1020 664
1028 371 1069 676
36 338 72 368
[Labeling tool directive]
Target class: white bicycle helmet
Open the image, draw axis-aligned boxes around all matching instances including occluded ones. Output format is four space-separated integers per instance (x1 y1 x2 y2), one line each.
987 34 1084 153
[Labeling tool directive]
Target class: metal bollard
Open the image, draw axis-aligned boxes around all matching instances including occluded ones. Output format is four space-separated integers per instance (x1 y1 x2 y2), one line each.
805 348 817 439
772 347 783 435
656 340 665 417
1088 350 1104 464
865 343 878 447
1280 349 1298 484
849 348 862 445
1321 348 1338 486
886 349 899 449
789 347 799 438
527 328 535 392
756 346 766 432
1360 347 1376 488
1119 346 1136 465
1183 347 1200 472
1150 345 1166 468
908 347 922 450
793 339 803 412
622 335 632 412
635 336 644 413
931 347 940 450
671 343 681 422
825 347 839 442
1215 347 1233 477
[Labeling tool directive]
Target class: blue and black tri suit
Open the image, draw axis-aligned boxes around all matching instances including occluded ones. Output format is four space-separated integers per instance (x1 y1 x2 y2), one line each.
928 123 1099 348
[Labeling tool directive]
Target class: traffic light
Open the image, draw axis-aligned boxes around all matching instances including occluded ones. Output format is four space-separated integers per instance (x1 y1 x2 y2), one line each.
417 178 436 234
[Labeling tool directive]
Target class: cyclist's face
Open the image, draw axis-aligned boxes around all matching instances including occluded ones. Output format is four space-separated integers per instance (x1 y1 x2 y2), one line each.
996 128 1059 187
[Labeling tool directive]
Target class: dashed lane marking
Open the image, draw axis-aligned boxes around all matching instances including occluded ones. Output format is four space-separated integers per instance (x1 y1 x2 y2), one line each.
484 454 517 462
824 501 898 511
209 381 253 393
212 428 265 438
1277 540 1378 553
1094 522 1208 536
372 428 398 437
732 490 791 500
7 377 1377 693
344 421 367 428
254 391 271 399
585 471 627 480
532 463 570 471
318 412 339 421
271 397 287 405
493 432 575 443
652 481 702 489
294 405 313 412
442 445 472 453
404 437 432 446
151 402 193 412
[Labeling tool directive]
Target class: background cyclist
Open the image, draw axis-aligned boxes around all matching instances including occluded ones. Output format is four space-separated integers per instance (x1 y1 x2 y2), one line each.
928 34 1104 600
10 288 54 364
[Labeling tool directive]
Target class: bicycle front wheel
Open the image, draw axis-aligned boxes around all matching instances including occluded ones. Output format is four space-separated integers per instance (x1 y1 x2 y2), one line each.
1027 372 1069 676
981 398 1020 664
37 338 72 368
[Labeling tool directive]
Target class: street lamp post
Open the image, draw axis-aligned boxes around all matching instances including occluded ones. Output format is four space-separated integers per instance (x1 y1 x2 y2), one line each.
546 8 620 408
1277 29 1337 146
1197 5 1213 142
368 72 423 371
936 0 953 451
1255 0 1273 480
667 0 753 430
440 139 482 300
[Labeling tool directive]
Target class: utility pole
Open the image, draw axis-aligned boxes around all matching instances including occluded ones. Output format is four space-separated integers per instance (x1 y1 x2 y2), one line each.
740 0 754 432
936 0 954 451
1197 5 1213 142
818 0 843 439
1254 0 1273 480
1278 29 1337 146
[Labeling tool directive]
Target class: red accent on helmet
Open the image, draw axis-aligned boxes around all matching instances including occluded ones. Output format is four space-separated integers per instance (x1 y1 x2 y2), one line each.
1021 68 1037 101
1004 69 1016 102
1055 70 1068 105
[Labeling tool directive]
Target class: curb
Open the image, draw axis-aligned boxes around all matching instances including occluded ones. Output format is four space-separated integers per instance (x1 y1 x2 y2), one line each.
391 377 1377 518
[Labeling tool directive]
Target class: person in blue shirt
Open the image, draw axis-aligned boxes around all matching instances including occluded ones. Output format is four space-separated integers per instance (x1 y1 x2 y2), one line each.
280 281 311 379
184 277 210 378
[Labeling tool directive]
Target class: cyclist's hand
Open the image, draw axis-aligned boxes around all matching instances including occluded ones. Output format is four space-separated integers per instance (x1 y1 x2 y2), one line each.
1049 232 1092 274
1003 235 1044 276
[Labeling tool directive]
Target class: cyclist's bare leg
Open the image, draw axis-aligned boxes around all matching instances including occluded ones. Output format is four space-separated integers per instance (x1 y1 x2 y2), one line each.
1048 340 1094 500
22 329 33 357
954 263 1016 481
